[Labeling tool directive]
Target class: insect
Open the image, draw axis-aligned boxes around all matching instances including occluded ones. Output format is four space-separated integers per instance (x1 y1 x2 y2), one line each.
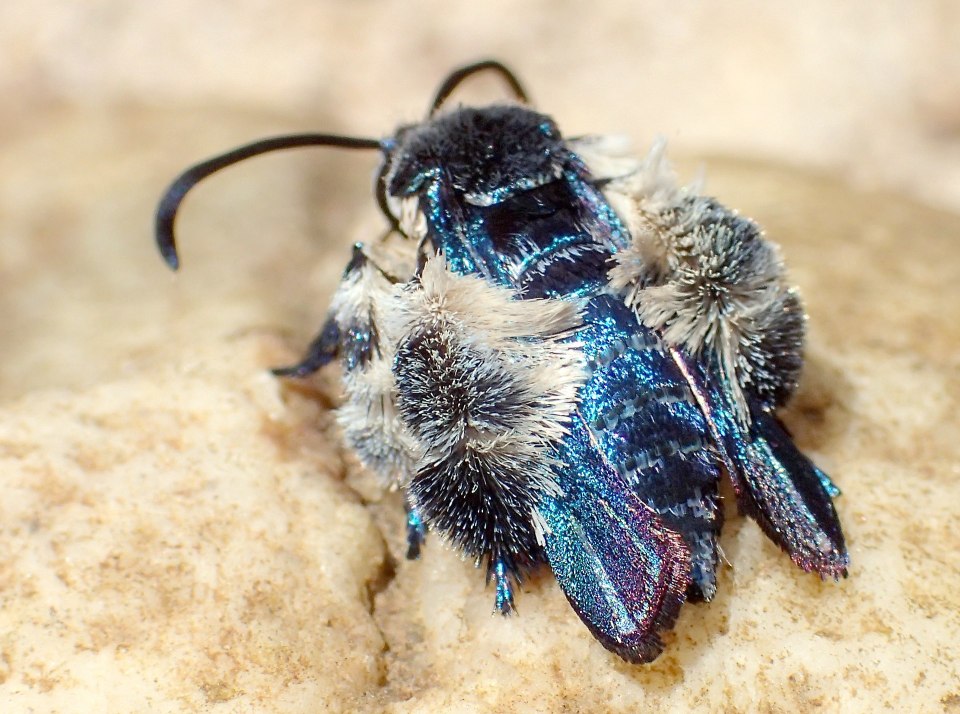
155 60 848 663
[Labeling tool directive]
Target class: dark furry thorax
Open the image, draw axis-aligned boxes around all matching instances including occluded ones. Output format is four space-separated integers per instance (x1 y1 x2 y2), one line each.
388 105 566 206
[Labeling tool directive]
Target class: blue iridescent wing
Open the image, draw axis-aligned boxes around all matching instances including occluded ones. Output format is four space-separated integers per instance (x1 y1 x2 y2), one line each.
539 417 691 664
674 351 849 579
573 296 725 602
725 407 849 577
538 292 735 662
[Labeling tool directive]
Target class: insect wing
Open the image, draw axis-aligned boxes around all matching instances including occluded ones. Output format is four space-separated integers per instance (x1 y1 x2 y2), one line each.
725 406 849 578
676 352 849 579
539 418 690 663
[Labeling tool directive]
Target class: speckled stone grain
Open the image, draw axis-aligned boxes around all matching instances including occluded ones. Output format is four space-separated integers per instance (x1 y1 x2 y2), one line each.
1 107 959 712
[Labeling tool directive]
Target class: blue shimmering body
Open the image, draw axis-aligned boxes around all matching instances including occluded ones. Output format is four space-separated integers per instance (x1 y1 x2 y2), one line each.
405 131 845 658
429 170 627 296
417 162 721 653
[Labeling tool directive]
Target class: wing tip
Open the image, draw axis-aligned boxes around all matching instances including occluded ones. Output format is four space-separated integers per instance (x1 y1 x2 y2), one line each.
795 547 850 581
582 530 692 664
604 633 667 665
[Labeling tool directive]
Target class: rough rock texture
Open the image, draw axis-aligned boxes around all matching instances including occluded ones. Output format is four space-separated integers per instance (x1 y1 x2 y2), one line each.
2 4 960 712
0 341 389 712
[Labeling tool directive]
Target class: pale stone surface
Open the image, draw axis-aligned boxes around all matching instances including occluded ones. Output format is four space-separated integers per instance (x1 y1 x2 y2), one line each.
2 4 960 711
0 338 390 712
1 101 958 712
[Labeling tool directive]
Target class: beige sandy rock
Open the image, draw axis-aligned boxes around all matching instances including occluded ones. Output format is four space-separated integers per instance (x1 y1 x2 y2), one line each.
1 98 958 712
0 337 390 712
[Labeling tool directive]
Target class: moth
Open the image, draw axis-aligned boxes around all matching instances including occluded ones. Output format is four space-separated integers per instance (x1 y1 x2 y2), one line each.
155 61 848 663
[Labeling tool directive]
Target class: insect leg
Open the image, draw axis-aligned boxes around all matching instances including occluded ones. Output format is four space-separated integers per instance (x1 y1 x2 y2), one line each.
272 244 402 378
271 316 340 378
490 557 516 615
405 499 427 560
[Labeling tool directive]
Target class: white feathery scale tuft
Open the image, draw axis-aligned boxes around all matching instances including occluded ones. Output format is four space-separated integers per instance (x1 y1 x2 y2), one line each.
332 238 422 486
391 255 585 348
387 255 586 454
595 140 805 421
386 255 588 534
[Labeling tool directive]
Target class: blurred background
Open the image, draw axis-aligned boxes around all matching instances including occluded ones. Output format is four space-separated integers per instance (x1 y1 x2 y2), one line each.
0 1 958 399
2 5 959 710
4 1 958 206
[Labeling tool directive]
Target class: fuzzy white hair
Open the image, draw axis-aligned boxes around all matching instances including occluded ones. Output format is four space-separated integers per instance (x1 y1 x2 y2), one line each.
386 255 587 534
581 138 803 422
386 255 586 448
333 245 587 526
395 196 427 242
333 238 422 486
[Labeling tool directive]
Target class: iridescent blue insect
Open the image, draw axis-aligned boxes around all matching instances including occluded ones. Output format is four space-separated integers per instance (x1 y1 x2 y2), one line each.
155 61 848 663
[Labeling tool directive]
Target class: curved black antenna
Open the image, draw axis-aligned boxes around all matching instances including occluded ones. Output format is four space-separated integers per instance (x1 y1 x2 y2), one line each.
155 133 384 270
429 60 529 116
375 159 401 234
